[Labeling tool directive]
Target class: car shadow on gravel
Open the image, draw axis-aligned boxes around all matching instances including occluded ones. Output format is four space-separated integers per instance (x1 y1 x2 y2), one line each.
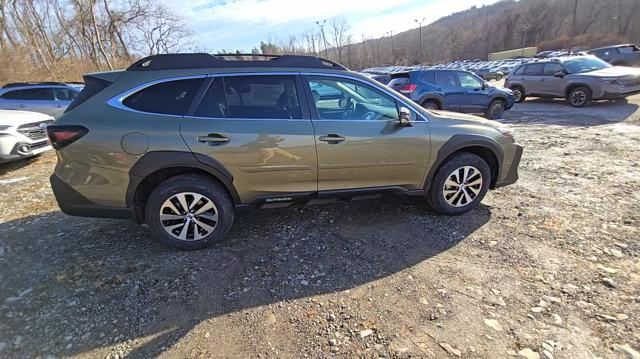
504 99 638 126
0 196 491 357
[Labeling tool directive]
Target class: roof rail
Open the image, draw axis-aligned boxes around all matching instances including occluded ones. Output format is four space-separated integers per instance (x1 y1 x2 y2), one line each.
126 53 348 71
1 81 74 88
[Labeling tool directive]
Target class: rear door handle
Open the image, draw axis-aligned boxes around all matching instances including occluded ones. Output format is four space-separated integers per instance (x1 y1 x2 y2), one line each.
319 134 345 143
197 134 230 145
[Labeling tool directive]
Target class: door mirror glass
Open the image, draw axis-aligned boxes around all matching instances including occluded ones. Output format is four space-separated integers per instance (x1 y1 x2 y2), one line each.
553 71 565 77
398 107 413 126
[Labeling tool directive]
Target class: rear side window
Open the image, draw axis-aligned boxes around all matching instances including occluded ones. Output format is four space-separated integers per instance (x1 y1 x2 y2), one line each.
543 63 564 76
513 66 525 75
222 75 301 119
618 46 638 53
420 71 435 84
123 78 203 116
0 90 21 99
524 64 544 76
17 88 54 100
54 88 78 101
435 71 459 86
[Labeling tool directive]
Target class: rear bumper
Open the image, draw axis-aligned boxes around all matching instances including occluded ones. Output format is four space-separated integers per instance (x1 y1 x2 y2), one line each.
495 144 523 188
50 174 134 220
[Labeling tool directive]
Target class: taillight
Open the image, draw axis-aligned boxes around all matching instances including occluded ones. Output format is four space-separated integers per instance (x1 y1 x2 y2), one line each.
46 125 88 150
399 84 417 94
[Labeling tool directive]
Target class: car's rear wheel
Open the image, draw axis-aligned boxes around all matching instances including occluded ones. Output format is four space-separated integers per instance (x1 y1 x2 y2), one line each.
428 152 491 215
145 174 234 250
422 99 441 110
485 99 506 119
511 86 525 103
568 86 592 107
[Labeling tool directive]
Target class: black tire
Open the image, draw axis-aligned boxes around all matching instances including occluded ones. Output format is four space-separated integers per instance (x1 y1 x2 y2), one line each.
484 99 506 119
428 152 491 215
511 86 525 103
567 86 592 107
145 174 234 250
422 99 440 110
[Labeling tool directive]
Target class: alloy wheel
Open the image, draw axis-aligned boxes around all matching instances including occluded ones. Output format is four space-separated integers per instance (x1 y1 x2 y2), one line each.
513 89 522 102
491 102 505 117
442 166 483 207
570 90 586 106
159 192 218 241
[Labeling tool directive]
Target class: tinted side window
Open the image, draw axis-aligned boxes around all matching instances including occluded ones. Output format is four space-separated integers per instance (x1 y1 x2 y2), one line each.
618 46 637 54
513 66 525 75
0 90 21 99
435 72 459 86
524 64 544 76
54 88 78 101
543 63 564 76
420 71 435 84
222 75 301 119
123 78 203 115
18 88 54 100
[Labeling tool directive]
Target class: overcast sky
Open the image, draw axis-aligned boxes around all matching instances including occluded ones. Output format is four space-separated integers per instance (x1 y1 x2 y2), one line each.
162 0 501 52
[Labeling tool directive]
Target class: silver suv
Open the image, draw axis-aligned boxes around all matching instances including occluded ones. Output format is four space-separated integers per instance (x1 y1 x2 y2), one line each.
505 55 640 107
0 82 82 117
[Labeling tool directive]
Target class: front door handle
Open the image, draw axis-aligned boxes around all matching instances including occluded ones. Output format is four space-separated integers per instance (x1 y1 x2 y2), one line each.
198 134 230 145
319 134 345 143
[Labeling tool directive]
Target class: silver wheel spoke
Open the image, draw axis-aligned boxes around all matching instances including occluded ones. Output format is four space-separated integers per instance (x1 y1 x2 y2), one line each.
164 201 181 215
194 219 215 233
176 193 189 213
462 188 473 204
189 194 203 210
467 177 482 187
195 201 214 215
467 185 481 195
445 179 459 188
198 213 219 222
165 223 185 231
161 213 185 221
178 220 190 240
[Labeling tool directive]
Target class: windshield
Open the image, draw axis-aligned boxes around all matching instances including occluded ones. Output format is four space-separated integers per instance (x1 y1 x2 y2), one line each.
563 57 611 74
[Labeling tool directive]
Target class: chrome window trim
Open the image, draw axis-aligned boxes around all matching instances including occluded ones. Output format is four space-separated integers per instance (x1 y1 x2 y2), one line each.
106 75 207 116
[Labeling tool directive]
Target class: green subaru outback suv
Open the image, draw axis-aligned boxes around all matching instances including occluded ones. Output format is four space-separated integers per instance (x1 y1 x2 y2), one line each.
47 54 523 249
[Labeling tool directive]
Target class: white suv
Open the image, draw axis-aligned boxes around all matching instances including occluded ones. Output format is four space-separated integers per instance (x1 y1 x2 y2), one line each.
0 110 54 163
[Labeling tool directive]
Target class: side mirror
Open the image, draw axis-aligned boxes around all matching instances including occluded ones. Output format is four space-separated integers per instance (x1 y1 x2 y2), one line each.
398 107 413 126
553 71 565 78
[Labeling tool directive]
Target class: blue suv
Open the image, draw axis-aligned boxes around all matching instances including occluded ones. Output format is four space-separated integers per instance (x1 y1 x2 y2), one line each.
388 69 515 119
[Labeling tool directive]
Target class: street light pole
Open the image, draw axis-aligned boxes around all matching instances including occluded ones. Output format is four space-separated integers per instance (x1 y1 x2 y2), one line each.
386 30 394 64
569 0 578 52
521 25 529 57
315 20 328 57
414 17 425 64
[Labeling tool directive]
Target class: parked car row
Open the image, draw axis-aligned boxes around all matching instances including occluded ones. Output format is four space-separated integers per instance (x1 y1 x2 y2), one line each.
0 82 83 164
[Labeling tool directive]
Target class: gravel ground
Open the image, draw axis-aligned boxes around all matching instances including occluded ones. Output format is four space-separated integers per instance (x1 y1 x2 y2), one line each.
0 95 639 359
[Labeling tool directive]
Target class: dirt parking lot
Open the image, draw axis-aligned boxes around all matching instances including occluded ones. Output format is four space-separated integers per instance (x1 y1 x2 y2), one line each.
1 95 639 358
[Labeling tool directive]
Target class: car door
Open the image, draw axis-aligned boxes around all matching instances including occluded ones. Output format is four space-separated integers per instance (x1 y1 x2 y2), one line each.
181 74 318 204
15 88 57 116
539 63 567 96
52 88 78 118
303 75 430 192
434 71 463 111
456 71 489 113
521 63 544 95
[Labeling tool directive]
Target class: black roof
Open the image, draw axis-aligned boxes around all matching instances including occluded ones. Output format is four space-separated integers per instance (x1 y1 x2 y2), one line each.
126 53 348 71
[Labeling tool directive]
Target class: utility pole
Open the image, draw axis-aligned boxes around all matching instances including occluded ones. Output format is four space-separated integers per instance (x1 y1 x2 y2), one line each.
414 17 425 64
569 0 578 52
521 25 529 57
315 20 328 57
386 30 394 64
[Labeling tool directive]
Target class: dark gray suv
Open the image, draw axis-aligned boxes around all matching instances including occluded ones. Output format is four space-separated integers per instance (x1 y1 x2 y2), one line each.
505 56 640 107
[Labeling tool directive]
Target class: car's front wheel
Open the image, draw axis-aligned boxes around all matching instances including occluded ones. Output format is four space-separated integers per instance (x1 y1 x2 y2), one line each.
145 174 234 250
428 152 491 215
568 86 592 107
422 100 441 110
485 99 506 119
